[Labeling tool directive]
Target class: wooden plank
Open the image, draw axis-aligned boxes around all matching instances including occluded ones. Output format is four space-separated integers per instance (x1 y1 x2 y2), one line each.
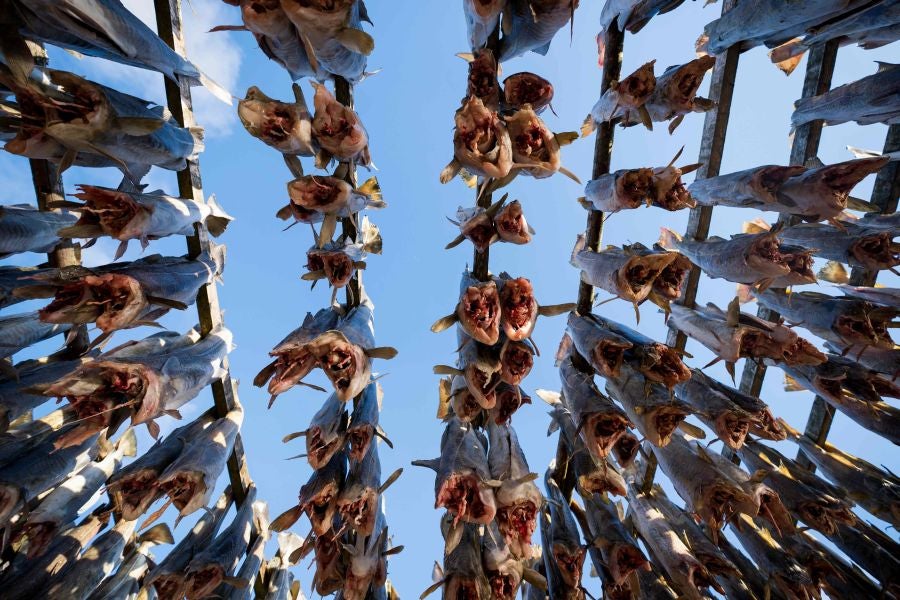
796 123 900 470
738 40 838 397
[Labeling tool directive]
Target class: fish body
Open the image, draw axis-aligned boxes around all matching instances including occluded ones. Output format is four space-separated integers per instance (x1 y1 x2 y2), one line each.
776 156 889 220
585 61 656 132
9 0 229 100
239 0 317 80
0 204 75 257
498 0 577 62
64 185 232 251
503 72 554 113
436 521 491 599
217 534 267 600
464 0 505 49
237 85 316 156
572 236 679 305
302 393 348 469
605 363 689 447
793 62 900 127
504 107 563 178
281 175 384 227
583 168 654 213
779 221 899 271
0 357 85 430
0 265 59 311
158 405 243 518
541 473 585 600
583 492 648 586
310 81 370 164
347 383 382 461
487 421 541 558
688 164 806 212
280 0 373 82
481 521 526 600
337 443 381 535
630 57 716 130
598 0 689 34
563 312 632 379
675 370 757 449
836 284 900 307
442 95 513 183
0 311 70 361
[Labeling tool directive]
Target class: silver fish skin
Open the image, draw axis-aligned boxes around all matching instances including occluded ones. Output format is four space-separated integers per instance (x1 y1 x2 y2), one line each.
8 0 229 100
582 492 648 586
856 209 900 231
541 472 585 600
486 421 541 559
23 430 135 555
793 62 900 127
572 235 678 305
583 167 654 213
0 311 70 361
737 440 853 536
558 355 631 459
828 520 900 595
342 509 391 600
0 265 59 310
778 221 899 271
827 340 900 380
145 487 233 599
0 357 86 431
728 514 817 600
481 521 526 600
585 61 656 130
625 476 712 600
794 531 886 600
184 487 265 599
498 0 576 62
0 406 75 467
237 0 318 80
0 427 99 525
604 363 690 447
302 393 348 469
280 0 373 83
435 519 491 600
0 203 75 257
781 360 900 445
63 185 232 248
19 249 224 334
700 0 871 55
836 284 900 308
598 0 689 34
413 417 497 526
658 227 791 285
688 164 806 211
464 0 505 49
292 449 347 537
675 370 758 450
347 382 382 461
158 404 243 518
756 289 895 350
337 442 381 535
263 532 304 600
87 538 154 600
776 156 889 220
217 534 267 600
563 312 632 379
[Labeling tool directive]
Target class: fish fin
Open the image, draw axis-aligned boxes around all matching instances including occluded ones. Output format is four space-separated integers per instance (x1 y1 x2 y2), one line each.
555 132 579 147
736 284 754 305
275 204 295 221
301 270 327 281
282 430 308 443
411 458 440 471
455 52 475 62
116 428 138 458
445 234 467 249
383 544 404 556
657 227 682 250
58 149 78 178
535 389 562 406
139 523 174 545
559 166 582 184
366 347 398 360
444 521 464 555
146 296 189 310
742 218 771 234
440 159 461 184
335 27 375 55
430 313 459 333
523 567 548 590
678 421 705 439
209 24 249 32
378 468 403 494
725 361 736 383
318 214 338 248
725 296 741 328
283 154 305 179
222 576 250 588
433 365 464 376
270 505 304 532
254 360 277 388
668 114 685 134
846 196 878 213
375 425 394 448
638 105 653 131
421 579 445 599
437 377 452 419
555 333 574 367
818 261 849 284
357 177 382 203
532 41 552 56
804 156 826 169
581 114 597 138
783 374 805 392
538 302 576 317
458 168 477 188
113 117 165 136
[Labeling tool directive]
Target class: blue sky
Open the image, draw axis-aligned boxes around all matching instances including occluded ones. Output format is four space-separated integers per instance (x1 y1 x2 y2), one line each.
1 0 897 596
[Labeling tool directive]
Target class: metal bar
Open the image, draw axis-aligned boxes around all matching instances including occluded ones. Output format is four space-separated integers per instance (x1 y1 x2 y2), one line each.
575 21 623 315
738 40 838 397
335 77 363 307
796 123 900 470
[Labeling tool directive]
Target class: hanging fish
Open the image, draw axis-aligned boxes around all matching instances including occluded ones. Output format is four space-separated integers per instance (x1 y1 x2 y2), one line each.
337 444 400 536
824 521 900 596
496 273 574 342
285 393 348 470
497 0 578 62
0 311 71 363
310 81 371 167
559 312 632 379
237 84 316 156
347 383 389 461
489 382 532 425
434 328 502 409
583 61 656 134
441 95 514 184
0 203 75 258
0 265 59 311
482 522 529 600
768 220 899 272
792 61 900 128
598 0 692 36
623 57 716 133
604 363 691 447
272 450 346 537
463 0 505 50
432 270 502 345
0 357 88 432
503 72 554 114
421 519 490 599
540 472 585 600
465 49 502 110
582 492 648 586
304 217 380 293
342 510 399 600
505 106 579 181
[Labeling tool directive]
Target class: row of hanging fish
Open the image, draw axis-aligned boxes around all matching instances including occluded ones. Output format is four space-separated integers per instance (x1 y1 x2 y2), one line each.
233 2 403 597
0 0 283 597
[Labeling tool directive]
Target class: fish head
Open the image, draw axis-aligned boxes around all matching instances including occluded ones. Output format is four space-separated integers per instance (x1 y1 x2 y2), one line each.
615 168 654 208
40 273 147 332
495 492 540 559
612 432 639 469
314 531 346 595
184 564 224 600
616 62 656 107
43 71 111 140
817 156 890 198
466 0 506 18
307 426 346 469
650 166 696 211
461 212 497 253
464 361 501 410
311 83 368 161
754 166 807 198
19 521 58 559
490 384 530 424
308 332 370 401
748 483 794 536
833 301 889 348
583 412 631 459
550 542 585 591
311 248 357 288
159 470 207 516
454 96 512 180
668 56 716 106
467 49 501 108
617 251 675 303
506 108 559 177
503 72 554 113
745 232 792 278
778 244 817 284
239 87 314 155
634 342 691 388
850 230 900 271
437 471 497 526
713 411 751 449
458 281 501 345
499 340 534 385
240 0 283 30
287 175 352 214
607 542 649 585
696 481 746 531
344 542 387 600
499 277 538 341
108 469 161 521
347 424 375 462
451 377 486 423
300 480 341 537
71 185 152 240
494 200 532 245
338 487 378 535
151 574 188 600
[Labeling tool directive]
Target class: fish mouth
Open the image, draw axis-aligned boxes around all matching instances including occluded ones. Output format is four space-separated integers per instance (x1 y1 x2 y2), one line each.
488 572 518 600
159 472 203 514
496 501 538 548
466 365 501 409
185 565 223 600
151 575 187 600
453 387 485 422
851 232 899 271
779 246 816 284
40 273 147 332
818 157 889 196
608 544 649 585
748 409 786 441
267 350 317 395
613 434 639 468
301 483 339 536
649 406 687 445
460 284 501 344
314 536 344 595
500 342 533 385
747 234 791 277
834 309 889 349
293 0 353 11
314 340 368 400
617 169 654 207
652 254 692 299
462 216 497 253
590 340 630 378
492 385 530 424
288 176 347 213
446 578 483 600
69 186 147 239
510 119 552 167
618 66 656 105
715 412 750 449
752 486 793 536
504 73 553 111
495 203 530 244
578 462 627 497
635 343 691 388
307 427 344 468
653 175 695 210
700 484 743 529
584 413 630 458
499 278 537 341
347 426 374 461
756 166 805 195
467 52 499 102
437 473 497 525
109 471 161 521
313 101 366 159
338 488 377 535
552 544 585 590
322 253 355 288
620 255 671 301
797 501 854 536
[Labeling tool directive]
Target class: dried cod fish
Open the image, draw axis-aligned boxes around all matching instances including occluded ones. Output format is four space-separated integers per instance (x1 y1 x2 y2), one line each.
792 61 900 127
0 203 75 258
237 84 316 156
497 0 577 62
583 61 656 133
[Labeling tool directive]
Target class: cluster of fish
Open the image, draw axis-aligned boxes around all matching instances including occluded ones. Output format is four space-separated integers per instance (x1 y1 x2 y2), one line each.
216 0 375 83
440 48 580 189
463 0 578 61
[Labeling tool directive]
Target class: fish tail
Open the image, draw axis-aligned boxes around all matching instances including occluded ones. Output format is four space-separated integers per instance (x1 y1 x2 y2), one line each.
657 227 681 250
188 126 206 157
